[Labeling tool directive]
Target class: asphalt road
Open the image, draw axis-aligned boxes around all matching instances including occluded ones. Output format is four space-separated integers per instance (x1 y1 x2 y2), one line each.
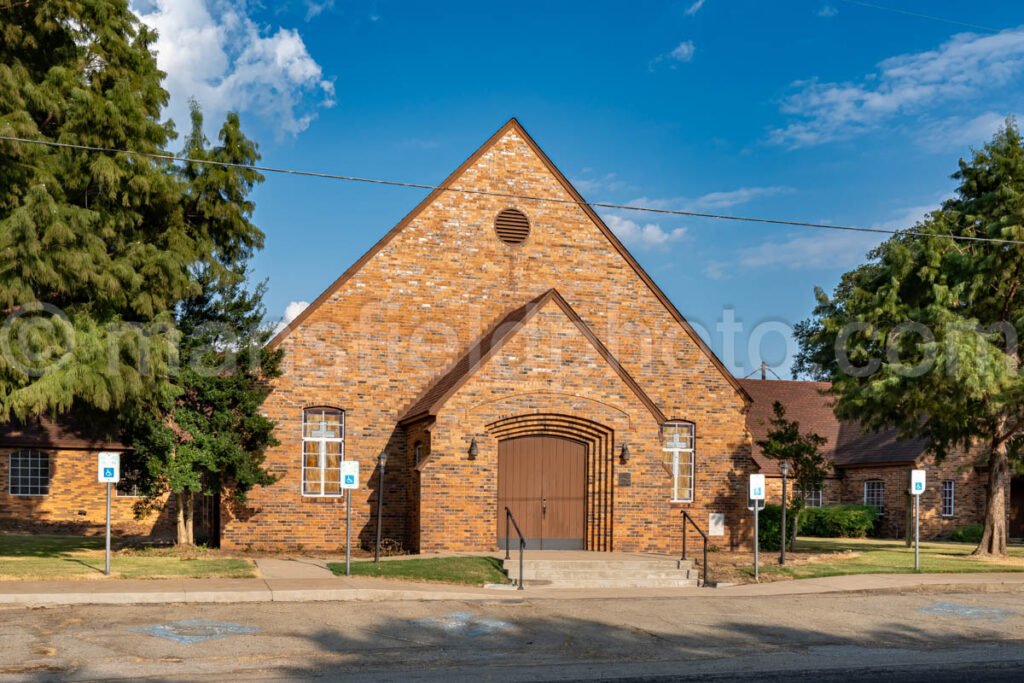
1 589 1022 681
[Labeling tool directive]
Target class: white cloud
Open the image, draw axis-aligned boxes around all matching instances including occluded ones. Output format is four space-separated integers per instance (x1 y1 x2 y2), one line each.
770 28 1024 148
274 300 310 335
670 41 696 62
870 204 936 232
689 186 794 211
705 231 880 279
917 111 1020 153
571 172 631 196
132 0 334 138
649 40 696 70
685 0 706 17
704 204 935 279
603 214 687 249
304 1 334 20
817 5 838 18
622 186 793 212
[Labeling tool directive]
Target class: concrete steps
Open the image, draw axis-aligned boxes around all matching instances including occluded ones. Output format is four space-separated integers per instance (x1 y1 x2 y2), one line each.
502 554 700 589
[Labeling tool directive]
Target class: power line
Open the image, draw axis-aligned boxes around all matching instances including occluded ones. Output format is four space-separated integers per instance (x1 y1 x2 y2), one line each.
837 0 1002 33
1 133 1022 246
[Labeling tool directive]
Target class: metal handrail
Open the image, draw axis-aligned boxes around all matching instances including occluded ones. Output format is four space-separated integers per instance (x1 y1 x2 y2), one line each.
504 506 526 591
681 510 710 588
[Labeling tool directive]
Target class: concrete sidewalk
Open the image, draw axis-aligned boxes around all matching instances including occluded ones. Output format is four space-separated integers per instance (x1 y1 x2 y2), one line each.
1 568 1024 606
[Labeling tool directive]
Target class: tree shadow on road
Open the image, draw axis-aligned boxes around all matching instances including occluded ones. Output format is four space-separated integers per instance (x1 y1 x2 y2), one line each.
6 596 1023 682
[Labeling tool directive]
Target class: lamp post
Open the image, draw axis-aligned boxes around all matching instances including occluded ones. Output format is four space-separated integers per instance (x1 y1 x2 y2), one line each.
374 451 388 563
780 460 789 566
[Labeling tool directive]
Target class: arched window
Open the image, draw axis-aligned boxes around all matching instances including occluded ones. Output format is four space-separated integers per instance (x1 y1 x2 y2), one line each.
9 449 51 496
302 407 345 497
662 421 695 503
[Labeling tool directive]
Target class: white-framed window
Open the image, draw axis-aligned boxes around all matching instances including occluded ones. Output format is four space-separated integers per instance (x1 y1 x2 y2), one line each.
800 485 823 508
302 407 345 497
864 480 885 514
662 421 695 503
9 450 51 496
942 480 955 517
413 441 423 467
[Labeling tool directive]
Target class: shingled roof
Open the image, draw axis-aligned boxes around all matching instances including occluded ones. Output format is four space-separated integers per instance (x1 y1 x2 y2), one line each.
0 414 127 451
739 378 927 473
398 289 666 425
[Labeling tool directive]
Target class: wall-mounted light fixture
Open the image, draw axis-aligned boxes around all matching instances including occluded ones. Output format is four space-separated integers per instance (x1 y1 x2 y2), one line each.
619 442 630 464
468 438 479 460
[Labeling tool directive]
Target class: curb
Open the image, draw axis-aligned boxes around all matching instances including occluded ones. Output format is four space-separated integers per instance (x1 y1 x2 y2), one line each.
0 587 527 607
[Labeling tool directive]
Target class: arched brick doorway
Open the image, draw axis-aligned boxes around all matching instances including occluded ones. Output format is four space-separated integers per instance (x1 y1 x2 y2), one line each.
488 414 615 551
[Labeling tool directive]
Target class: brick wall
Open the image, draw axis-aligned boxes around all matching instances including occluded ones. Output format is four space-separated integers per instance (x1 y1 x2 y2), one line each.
839 456 991 539
417 300 752 553
221 122 755 552
0 448 174 537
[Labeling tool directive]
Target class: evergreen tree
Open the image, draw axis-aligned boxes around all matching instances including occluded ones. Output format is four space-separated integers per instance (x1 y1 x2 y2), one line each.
128 105 279 545
756 401 829 552
1 4 279 545
795 121 1024 557
1 1 185 419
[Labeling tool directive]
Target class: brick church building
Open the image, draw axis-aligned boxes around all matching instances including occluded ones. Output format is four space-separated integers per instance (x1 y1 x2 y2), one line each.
3 120 1021 550
220 119 755 553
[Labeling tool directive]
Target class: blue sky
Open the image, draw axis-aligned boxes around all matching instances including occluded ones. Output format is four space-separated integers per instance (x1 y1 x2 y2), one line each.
133 1 1024 378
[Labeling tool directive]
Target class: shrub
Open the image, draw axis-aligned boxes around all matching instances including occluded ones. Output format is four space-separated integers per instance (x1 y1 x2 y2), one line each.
755 504 797 551
798 505 878 538
949 523 984 544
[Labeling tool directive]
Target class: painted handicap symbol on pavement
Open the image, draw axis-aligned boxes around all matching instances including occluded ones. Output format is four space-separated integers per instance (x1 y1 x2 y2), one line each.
918 602 1016 623
134 619 259 644
411 611 513 638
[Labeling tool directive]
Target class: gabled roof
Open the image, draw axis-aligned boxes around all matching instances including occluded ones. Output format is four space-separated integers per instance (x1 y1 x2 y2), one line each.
269 118 749 402
0 414 127 451
398 289 667 425
739 378 927 473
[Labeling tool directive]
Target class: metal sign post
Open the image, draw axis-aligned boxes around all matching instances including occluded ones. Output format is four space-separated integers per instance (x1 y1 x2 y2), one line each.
345 490 351 576
749 474 766 582
97 452 120 577
910 469 925 573
105 482 111 575
340 460 360 577
754 504 760 582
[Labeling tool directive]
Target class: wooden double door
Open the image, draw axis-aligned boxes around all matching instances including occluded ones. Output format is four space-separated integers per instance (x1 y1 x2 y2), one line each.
497 435 586 550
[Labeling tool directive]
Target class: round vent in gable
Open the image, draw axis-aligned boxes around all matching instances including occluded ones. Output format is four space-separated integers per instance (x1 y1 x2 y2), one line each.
494 208 531 245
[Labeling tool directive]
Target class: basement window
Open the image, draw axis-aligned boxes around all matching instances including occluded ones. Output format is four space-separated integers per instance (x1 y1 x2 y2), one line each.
302 407 345 497
9 450 51 496
662 421 695 503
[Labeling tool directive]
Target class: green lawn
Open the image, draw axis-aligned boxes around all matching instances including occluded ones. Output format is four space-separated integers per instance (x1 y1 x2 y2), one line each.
0 534 256 581
328 556 510 586
748 536 1024 579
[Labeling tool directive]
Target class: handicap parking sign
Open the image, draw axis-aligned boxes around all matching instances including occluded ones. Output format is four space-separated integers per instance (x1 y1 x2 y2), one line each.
97 452 120 483
340 461 359 490
910 469 926 496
